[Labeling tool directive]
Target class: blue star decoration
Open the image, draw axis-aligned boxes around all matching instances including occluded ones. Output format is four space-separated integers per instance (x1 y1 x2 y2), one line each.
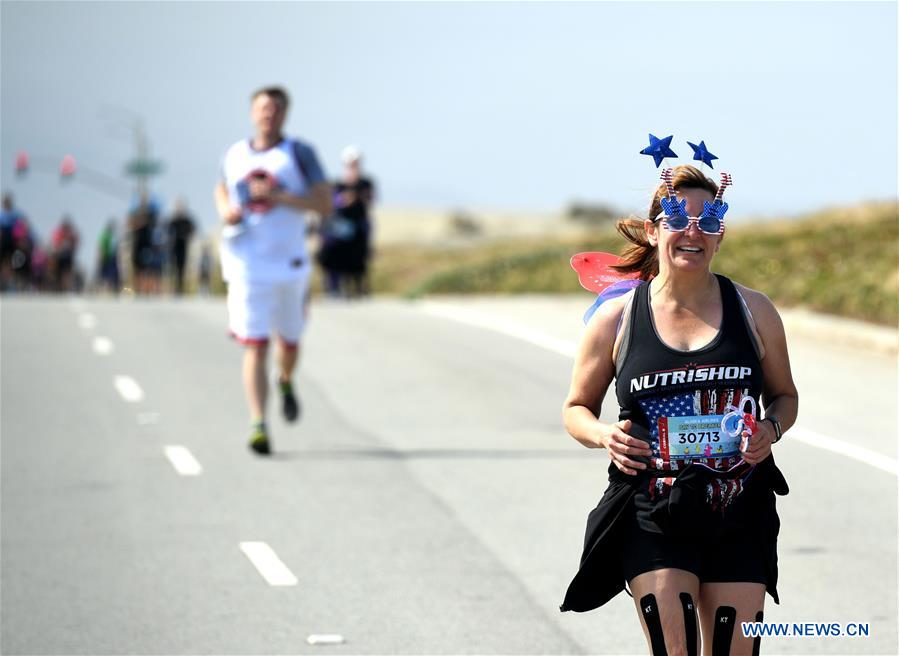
687 140 718 168
640 134 678 168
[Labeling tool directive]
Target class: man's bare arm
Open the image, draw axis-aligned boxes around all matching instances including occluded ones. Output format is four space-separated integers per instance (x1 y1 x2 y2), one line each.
273 182 333 217
214 182 242 224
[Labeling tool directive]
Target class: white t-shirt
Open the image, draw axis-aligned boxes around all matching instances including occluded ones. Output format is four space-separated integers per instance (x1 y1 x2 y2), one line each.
219 138 325 283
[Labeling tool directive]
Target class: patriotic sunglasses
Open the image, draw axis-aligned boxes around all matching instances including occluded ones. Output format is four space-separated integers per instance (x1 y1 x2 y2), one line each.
653 169 732 235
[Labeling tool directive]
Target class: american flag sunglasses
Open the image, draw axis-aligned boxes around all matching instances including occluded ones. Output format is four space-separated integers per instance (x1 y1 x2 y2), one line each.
655 169 732 235
655 214 724 235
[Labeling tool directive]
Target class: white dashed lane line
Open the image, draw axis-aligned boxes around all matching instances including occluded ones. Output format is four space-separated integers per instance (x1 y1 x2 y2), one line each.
239 542 298 586
307 635 346 645
137 412 161 425
164 445 203 476
92 336 114 355
113 375 144 403
78 313 97 330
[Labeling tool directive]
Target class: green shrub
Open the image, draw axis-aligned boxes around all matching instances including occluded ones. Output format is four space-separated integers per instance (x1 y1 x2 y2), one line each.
372 202 898 325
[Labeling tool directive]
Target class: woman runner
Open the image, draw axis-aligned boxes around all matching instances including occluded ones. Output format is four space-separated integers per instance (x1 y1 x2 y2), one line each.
560 160 798 655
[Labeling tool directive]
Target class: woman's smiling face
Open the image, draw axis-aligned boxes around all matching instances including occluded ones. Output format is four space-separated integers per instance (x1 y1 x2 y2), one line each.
647 187 722 272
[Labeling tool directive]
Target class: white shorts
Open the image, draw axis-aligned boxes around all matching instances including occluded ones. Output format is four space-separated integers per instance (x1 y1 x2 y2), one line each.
226 276 309 348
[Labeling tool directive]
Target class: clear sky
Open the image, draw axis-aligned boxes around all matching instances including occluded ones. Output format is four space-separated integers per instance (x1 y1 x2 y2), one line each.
1 1 896 267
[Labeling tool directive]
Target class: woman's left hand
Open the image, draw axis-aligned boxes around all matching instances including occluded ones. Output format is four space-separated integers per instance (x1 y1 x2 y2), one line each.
741 419 775 464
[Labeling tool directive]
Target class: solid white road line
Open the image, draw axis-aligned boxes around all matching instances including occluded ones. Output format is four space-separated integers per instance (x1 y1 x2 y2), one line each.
789 425 898 476
78 313 97 330
239 542 298 586
418 301 578 358
92 336 114 355
418 300 899 477
113 375 144 403
164 445 203 476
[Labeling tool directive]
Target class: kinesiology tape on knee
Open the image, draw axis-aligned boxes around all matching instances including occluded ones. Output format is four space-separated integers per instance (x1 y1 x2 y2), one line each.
712 606 737 656
752 611 763 656
639 594 668 656
679 593 698 656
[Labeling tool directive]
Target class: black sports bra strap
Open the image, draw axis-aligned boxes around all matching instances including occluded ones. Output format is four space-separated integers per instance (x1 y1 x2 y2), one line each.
615 286 642 375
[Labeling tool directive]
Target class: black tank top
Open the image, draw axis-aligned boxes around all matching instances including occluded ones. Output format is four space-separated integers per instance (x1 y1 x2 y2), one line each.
615 275 764 531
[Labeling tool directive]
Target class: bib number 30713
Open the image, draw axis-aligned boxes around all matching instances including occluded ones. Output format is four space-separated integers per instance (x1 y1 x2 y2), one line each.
658 414 741 461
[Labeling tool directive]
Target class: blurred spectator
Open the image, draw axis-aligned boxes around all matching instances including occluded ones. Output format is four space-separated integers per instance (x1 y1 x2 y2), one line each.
150 216 167 292
30 245 49 291
197 241 212 296
0 193 26 291
129 195 161 294
167 198 196 295
97 219 121 294
316 146 376 297
10 216 35 291
50 216 79 292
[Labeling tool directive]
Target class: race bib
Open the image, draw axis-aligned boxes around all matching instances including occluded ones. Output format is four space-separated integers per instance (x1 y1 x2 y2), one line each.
658 414 742 462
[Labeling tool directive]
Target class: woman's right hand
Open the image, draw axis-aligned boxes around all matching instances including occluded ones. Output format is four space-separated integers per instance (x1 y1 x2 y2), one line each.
595 419 651 475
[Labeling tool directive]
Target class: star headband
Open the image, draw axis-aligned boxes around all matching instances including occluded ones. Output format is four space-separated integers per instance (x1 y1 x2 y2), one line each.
641 133 733 224
640 133 718 169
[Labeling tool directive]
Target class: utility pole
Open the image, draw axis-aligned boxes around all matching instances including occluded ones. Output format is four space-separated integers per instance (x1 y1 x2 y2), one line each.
99 105 164 199
123 118 163 199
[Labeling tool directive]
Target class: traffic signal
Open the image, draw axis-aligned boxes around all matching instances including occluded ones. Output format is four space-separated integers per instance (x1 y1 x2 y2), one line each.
14 151 29 176
60 154 77 179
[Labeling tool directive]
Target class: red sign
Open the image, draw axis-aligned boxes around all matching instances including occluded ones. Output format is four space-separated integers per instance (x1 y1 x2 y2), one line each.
15 151 29 172
60 155 77 177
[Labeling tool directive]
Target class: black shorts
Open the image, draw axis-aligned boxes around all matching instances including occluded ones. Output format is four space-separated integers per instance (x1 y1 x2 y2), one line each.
56 252 73 274
619 510 768 586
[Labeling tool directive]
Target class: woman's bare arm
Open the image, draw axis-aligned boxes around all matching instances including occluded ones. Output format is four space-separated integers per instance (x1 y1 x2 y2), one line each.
562 293 651 474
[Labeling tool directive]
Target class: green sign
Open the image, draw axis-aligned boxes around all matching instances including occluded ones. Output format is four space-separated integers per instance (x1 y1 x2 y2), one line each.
125 159 164 177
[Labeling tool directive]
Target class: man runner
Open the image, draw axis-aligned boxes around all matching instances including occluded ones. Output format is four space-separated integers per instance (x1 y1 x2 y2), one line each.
214 86 332 454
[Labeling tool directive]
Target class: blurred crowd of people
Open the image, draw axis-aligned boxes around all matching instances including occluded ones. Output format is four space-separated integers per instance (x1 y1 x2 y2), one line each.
0 144 376 298
121 194 211 296
0 192 213 296
0 193 81 293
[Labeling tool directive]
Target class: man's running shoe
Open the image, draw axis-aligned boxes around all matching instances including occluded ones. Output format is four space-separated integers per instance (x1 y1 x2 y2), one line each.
248 423 271 455
280 380 300 423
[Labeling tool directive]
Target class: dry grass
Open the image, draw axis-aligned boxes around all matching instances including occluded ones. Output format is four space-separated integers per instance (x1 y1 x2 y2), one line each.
368 201 899 325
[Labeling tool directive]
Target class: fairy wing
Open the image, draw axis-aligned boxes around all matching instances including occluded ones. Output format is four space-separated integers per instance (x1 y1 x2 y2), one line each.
582 279 644 324
570 252 638 293
572 252 643 324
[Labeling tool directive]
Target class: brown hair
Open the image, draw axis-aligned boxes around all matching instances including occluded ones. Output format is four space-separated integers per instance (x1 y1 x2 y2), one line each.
251 86 290 110
612 164 718 280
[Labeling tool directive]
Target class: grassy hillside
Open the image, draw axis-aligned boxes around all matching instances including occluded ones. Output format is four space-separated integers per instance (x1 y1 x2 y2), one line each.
369 201 898 325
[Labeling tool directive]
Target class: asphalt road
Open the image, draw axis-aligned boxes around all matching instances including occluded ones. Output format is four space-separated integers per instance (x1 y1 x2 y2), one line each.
2 295 896 655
